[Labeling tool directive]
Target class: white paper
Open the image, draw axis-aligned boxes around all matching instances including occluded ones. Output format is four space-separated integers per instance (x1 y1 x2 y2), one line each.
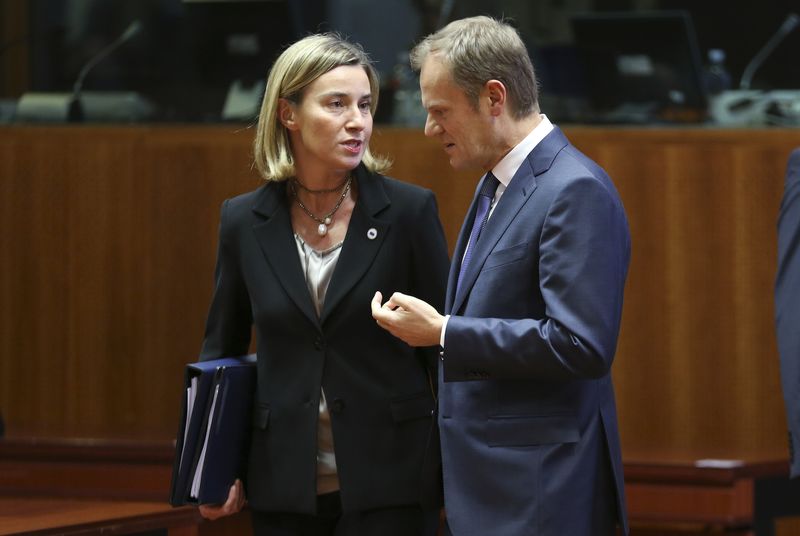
178 377 198 470
190 383 220 499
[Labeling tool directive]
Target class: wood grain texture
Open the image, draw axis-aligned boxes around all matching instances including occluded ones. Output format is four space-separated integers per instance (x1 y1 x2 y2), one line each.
0 125 797 466
376 126 798 462
0 126 261 440
0 497 200 535
0 438 249 536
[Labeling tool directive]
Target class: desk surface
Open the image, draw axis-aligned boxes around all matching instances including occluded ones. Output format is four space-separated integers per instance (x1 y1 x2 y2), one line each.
0 497 200 535
0 437 795 535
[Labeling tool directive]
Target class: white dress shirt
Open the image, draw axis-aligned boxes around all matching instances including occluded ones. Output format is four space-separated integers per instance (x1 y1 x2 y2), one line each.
440 115 555 348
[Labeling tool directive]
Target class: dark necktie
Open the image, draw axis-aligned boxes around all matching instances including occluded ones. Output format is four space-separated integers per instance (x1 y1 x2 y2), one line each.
456 172 500 293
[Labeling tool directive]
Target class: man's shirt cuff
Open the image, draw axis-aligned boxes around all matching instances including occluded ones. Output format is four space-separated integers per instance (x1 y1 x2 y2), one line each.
439 314 450 358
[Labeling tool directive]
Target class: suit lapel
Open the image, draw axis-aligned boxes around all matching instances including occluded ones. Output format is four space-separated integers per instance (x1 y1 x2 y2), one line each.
320 166 390 323
251 181 320 327
449 127 569 314
446 182 481 314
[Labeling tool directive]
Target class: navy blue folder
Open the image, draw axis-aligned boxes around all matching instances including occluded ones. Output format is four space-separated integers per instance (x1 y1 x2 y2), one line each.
169 354 256 506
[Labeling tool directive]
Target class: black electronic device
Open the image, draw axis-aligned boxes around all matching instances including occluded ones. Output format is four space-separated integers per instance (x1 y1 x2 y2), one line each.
180 0 298 121
571 10 708 123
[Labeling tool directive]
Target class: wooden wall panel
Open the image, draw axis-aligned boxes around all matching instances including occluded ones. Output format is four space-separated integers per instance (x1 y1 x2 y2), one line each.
370 127 476 249
1 125 798 467
562 129 798 461
0 126 261 439
378 127 800 462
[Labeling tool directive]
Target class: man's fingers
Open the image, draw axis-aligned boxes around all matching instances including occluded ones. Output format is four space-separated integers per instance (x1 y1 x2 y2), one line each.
371 291 440 347
371 291 388 320
385 292 410 310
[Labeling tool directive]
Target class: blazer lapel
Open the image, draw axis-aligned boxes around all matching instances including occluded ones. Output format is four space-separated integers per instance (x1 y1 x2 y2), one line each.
446 181 481 314
450 127 569 314
251 182 320 327
320 166 390 323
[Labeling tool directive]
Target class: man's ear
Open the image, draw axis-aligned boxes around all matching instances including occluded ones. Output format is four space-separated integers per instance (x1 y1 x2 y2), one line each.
484 79 507 117
278 98 298 130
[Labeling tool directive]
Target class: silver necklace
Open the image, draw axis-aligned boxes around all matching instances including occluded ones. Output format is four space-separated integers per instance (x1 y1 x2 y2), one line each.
291 176 352 236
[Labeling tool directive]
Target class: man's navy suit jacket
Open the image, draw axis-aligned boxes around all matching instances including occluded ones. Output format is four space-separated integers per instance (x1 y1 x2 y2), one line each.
439 127 630 535
777 148 800 478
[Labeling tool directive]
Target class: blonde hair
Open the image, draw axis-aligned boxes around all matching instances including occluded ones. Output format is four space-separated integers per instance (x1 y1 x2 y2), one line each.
410 16 538 120
253 33 391 181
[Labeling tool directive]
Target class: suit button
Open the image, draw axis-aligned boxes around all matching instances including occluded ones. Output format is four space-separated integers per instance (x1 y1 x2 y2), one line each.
331 398 344 413
314 338 324 351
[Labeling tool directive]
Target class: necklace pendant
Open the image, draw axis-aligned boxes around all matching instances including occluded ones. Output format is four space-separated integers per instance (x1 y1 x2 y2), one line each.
317 223 328 236
324 216 332 225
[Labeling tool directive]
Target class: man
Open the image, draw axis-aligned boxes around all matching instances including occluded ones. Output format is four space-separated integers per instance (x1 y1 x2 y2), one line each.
776 148 800 478
371 16 630 535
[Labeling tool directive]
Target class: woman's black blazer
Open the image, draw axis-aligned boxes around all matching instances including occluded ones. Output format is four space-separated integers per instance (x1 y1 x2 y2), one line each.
199 164 450 514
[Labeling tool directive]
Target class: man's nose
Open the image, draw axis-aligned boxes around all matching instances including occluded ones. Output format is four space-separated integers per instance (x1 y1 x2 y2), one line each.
424 114 440 137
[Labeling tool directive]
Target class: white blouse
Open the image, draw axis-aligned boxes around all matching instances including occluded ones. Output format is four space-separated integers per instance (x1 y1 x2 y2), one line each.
293 233 343 495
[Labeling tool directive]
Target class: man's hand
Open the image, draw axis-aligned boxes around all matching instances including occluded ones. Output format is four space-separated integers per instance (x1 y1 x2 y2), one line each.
198 479 246 520
371 291 444 347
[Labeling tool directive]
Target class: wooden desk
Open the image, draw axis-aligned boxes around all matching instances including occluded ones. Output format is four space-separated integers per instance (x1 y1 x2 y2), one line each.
626 458 800 535
0 498 200 536
3 438 798 535
0 438 202 536
0 438 175 500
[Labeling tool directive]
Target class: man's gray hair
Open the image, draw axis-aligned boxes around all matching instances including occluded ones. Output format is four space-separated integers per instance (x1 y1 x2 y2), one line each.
410 16 539 119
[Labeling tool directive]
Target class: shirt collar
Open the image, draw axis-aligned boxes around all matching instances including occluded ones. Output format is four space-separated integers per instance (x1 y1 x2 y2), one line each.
491 114 554 188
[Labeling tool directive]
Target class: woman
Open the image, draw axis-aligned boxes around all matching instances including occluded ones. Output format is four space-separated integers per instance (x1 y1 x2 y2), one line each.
197 33 449 536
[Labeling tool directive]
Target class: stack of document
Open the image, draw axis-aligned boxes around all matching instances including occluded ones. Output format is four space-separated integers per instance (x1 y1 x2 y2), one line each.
169 354 257 506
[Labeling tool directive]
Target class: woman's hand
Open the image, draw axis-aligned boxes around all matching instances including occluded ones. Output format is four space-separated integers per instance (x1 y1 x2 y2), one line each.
198 479 246 520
